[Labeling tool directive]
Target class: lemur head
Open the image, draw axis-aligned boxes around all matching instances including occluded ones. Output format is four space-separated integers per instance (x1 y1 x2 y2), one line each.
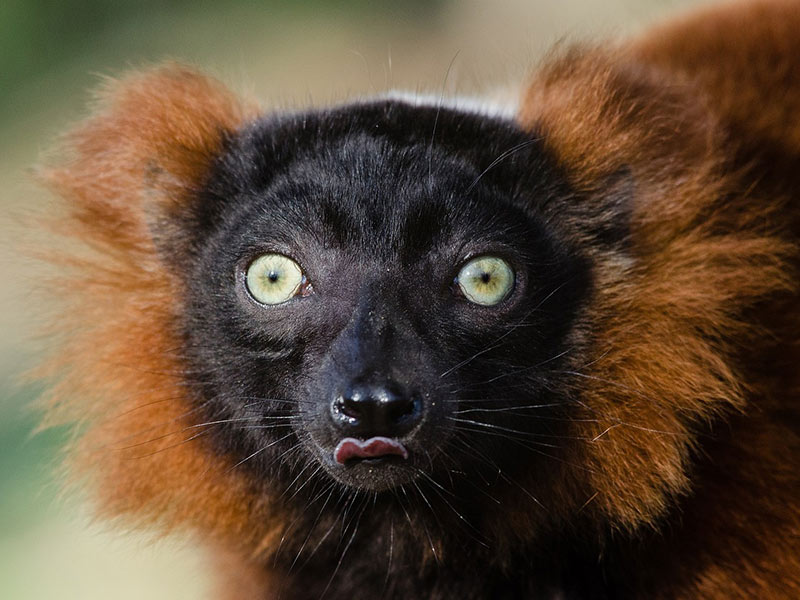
170 101 589 494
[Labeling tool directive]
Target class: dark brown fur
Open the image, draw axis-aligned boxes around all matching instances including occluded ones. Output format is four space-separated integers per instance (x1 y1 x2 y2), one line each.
37 1 800 597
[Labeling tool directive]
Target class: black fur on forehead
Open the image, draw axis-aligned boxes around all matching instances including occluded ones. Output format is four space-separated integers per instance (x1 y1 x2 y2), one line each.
194 101 570 235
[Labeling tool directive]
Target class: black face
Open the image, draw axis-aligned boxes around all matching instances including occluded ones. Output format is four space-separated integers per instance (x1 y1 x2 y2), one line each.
175 99 590 546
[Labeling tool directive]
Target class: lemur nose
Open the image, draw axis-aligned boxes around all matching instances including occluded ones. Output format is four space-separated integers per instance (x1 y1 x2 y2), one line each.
331 382 422 437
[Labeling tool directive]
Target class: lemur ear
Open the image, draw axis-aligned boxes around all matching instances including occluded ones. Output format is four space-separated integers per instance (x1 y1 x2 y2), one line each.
38 64 256 262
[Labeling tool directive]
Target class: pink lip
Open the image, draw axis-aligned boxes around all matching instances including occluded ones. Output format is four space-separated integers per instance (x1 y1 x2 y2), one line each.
333 436 409 465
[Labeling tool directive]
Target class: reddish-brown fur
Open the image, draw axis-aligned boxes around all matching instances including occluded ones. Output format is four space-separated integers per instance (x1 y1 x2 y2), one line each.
519 1 800 596
37 1 800 597
36 66 289 567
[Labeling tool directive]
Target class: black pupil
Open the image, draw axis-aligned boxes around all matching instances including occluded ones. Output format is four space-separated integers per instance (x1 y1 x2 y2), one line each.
268 270 280 283
480 272 491 284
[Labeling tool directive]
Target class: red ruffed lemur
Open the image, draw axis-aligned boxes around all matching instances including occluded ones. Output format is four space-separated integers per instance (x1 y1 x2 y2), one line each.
35 0 800 598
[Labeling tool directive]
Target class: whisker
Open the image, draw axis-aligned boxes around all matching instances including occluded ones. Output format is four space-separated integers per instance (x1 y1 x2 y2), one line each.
411 480 444 561
416 469 489 544
281 461 318 501
464 346 575 387
454 403 569 414
382 517 394 595
439 283 573 379
287 480 338 572
465 139 541 194
225 432 295 473
450 424 563 449
553 370 683 436
427 51 461 190
318 496 364 599
292 484 347 573
497 471 547 511
123 429 211 459
447 416 565 444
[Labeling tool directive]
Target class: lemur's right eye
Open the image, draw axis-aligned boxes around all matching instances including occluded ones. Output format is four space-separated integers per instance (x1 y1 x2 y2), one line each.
455 256 515 306
245 254 309 305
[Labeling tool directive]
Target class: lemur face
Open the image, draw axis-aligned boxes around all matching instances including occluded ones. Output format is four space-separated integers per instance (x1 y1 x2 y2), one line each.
177 101 590 495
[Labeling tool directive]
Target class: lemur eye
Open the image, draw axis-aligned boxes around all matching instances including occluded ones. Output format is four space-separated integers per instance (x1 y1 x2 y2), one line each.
245 254 307 305
455 256 515 306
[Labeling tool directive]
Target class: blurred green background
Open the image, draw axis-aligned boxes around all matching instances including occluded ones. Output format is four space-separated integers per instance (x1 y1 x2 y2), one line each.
1 0 713 597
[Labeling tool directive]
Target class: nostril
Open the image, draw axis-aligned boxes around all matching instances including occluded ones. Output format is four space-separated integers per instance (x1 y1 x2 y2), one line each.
387 395 418 424
332 395 361 422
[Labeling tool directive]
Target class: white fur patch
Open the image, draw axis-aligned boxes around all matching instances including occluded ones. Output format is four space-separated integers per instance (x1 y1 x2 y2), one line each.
379 90 519 120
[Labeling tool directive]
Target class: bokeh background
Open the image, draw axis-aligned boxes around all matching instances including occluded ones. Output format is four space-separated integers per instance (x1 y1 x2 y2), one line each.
1 0 715 597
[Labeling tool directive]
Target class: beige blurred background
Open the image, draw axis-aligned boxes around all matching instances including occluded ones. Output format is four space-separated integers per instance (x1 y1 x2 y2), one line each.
1 0 715 597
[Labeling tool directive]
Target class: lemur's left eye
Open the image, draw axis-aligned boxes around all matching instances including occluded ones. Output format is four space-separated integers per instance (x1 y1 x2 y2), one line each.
245 253 308 305
455 256 515 306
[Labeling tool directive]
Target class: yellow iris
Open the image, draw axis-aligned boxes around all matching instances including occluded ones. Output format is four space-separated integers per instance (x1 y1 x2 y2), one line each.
457 256 514 306
245 254 304 305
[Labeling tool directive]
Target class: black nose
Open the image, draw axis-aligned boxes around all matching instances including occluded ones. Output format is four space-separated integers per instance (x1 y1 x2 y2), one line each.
331 381 422 437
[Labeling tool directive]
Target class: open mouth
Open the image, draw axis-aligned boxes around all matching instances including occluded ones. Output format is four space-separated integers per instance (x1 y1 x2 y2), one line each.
333 436 409 465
